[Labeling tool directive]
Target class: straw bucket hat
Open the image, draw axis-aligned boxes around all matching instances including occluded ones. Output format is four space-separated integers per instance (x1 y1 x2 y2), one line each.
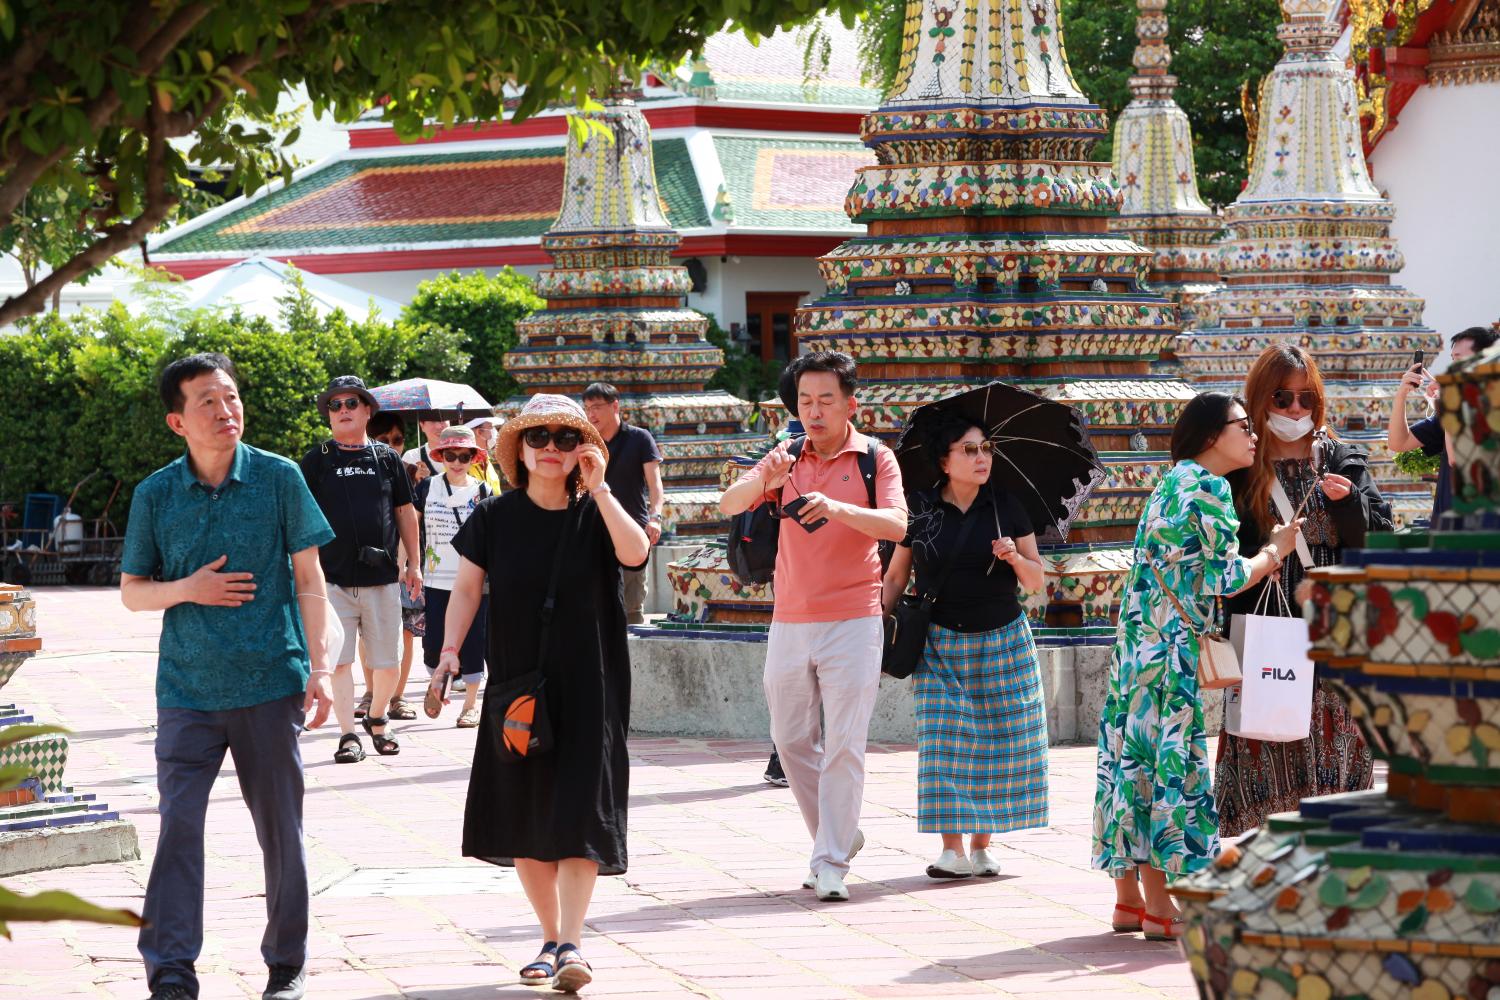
494 394 606 488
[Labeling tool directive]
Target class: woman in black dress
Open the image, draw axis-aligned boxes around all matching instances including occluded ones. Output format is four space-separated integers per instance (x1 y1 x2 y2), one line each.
434 394 648 994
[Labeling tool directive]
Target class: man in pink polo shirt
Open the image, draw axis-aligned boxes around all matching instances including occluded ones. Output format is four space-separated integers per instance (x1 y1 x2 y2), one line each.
720 351 907 902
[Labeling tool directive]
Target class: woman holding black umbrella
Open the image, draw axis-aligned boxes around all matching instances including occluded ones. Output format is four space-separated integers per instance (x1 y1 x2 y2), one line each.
883 412 1050 879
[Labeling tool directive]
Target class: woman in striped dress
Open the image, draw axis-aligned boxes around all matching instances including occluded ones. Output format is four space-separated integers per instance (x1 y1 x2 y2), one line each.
882 414 1049 880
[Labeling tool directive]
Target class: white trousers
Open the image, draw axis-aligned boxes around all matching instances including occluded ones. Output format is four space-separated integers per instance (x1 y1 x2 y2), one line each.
764 615 883 877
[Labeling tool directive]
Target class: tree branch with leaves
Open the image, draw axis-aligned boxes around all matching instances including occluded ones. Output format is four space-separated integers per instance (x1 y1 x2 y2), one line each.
0 0 865 326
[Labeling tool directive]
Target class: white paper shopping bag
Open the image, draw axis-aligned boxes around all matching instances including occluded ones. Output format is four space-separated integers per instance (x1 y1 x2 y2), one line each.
1225 581 1314 743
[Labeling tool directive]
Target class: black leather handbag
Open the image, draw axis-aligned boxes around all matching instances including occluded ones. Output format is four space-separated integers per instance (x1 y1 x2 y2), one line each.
881 513 978 679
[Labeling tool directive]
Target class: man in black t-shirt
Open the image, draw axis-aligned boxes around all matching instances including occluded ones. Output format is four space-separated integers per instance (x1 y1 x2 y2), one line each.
582 382 663 624
300 375 422 764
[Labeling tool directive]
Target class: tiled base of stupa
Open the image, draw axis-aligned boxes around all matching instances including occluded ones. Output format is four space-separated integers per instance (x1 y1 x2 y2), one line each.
0 585 136 874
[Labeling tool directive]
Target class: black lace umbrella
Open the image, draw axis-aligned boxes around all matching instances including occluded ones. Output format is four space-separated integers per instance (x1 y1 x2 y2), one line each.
892 381 1106 545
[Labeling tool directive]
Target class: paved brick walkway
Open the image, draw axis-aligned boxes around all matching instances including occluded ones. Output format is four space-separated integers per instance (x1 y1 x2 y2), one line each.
3 589 1197 1000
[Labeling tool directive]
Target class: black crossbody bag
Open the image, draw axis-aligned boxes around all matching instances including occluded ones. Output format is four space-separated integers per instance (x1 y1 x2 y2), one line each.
488 497 575 763
881 512 978 679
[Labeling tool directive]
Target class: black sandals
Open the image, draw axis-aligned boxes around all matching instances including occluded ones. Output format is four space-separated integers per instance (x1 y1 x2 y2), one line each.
360 715 400 755
334 733 365 764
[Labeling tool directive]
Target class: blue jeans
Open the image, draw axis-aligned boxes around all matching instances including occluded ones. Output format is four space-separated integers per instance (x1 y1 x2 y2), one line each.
140 693 308 997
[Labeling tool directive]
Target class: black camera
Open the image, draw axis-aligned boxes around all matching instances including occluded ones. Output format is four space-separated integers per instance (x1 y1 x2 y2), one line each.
357 545 396 572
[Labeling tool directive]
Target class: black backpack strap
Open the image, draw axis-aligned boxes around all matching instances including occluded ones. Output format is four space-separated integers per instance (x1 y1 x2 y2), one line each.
857 440 880 509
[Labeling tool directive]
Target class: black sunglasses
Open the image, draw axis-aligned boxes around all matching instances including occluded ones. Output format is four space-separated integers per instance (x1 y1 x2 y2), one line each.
1270 389 1317 411
522 426 583 452
1223 417 1253 434
442 449 475 463
326 397 363 412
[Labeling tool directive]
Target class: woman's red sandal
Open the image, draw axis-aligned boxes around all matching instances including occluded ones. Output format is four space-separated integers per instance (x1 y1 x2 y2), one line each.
1141 913 1183 941
1111 903 1146 933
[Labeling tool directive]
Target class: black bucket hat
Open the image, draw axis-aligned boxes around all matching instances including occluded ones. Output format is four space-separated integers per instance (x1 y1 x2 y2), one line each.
316 374 380 417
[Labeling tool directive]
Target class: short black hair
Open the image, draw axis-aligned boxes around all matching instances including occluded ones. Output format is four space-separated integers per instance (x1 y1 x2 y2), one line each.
789 351 857 397
367 412 404 439
1452 326 1499 354
582 382 619 404
160 353 238 413
1171 391 1245 463
778 365 799 418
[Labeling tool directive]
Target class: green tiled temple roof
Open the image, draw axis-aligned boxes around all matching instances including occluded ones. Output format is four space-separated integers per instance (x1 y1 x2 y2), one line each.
156 140 709 255
712 136 870 232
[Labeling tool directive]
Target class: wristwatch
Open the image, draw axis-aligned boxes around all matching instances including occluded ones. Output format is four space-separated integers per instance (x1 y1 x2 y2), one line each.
647 513 662 524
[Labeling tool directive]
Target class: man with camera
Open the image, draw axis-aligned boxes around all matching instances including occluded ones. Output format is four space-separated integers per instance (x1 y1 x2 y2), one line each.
718 351 907 902
301 375 422 764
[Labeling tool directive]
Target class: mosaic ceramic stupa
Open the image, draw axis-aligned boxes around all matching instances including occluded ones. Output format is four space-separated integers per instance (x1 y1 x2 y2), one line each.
1108 0 1222 326
1182 0 1440 519
0 585 125 842
504 97 759 539
1172 343 1500 1000
673 0 1196 626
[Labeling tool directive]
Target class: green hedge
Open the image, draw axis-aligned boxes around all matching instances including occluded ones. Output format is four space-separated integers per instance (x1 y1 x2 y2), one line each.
0 282 468 526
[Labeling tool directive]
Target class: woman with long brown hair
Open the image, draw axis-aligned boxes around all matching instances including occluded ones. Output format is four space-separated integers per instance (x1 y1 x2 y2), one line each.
1214 344 1391 836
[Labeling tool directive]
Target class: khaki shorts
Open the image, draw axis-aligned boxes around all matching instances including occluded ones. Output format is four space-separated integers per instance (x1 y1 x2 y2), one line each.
328 583 401 670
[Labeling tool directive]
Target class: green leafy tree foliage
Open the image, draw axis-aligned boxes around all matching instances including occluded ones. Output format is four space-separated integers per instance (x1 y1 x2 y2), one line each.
0 280 468 525
0 0 866 326
1058 0 1283 208
401 269 542 404
856 0 1282 207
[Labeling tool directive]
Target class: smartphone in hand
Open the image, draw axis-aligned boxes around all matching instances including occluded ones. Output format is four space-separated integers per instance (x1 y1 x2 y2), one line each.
781 495 829 532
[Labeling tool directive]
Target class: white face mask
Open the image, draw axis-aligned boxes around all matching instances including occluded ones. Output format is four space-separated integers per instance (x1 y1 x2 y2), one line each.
1265 412 1315 442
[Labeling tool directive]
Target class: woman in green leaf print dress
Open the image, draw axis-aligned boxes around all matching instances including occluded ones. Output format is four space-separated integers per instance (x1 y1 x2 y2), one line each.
1092 393 1302 942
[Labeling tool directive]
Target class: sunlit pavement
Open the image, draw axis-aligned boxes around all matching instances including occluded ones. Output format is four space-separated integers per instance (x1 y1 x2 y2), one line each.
4 588 1198 999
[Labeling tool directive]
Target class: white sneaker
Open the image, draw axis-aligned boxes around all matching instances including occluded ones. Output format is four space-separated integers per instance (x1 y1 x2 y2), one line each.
803 828 865 889
970 848 1000 877
925 848 973 880
813 868 849 902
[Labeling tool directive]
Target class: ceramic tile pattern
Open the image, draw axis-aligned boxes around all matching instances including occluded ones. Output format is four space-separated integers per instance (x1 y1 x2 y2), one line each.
5 588 1206 1000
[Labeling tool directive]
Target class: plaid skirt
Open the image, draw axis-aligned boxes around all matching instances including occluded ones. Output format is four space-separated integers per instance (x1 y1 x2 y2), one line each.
914 615 1049 834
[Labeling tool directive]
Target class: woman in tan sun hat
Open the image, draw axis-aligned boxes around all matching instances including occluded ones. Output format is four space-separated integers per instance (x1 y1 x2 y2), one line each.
414 425 494 727
433 393 648 992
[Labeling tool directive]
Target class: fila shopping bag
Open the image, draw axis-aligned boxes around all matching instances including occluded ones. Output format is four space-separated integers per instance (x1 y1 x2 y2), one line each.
1225 577 1314 743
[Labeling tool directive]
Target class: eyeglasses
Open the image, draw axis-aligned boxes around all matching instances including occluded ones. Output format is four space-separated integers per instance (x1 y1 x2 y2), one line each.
522 426 583 451
326 397 363 412
1223 417 1253 434
443 450 475 463
952 441 998 458
1270 389 1317 411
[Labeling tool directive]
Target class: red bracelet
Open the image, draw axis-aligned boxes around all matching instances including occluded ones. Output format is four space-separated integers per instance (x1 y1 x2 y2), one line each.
440 646 457 654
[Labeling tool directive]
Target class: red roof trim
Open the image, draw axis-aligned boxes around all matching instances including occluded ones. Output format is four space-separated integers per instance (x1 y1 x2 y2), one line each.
152 234 847 279
348 105 866 148
1364 0 1469 154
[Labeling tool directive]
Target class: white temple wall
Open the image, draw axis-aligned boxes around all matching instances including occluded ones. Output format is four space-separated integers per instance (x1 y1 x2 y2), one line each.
692 253 828 335
333 263 546 308
1370 80 1500 371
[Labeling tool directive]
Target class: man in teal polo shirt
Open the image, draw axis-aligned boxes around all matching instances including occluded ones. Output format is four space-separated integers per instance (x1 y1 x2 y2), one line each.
120 353 336 1000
